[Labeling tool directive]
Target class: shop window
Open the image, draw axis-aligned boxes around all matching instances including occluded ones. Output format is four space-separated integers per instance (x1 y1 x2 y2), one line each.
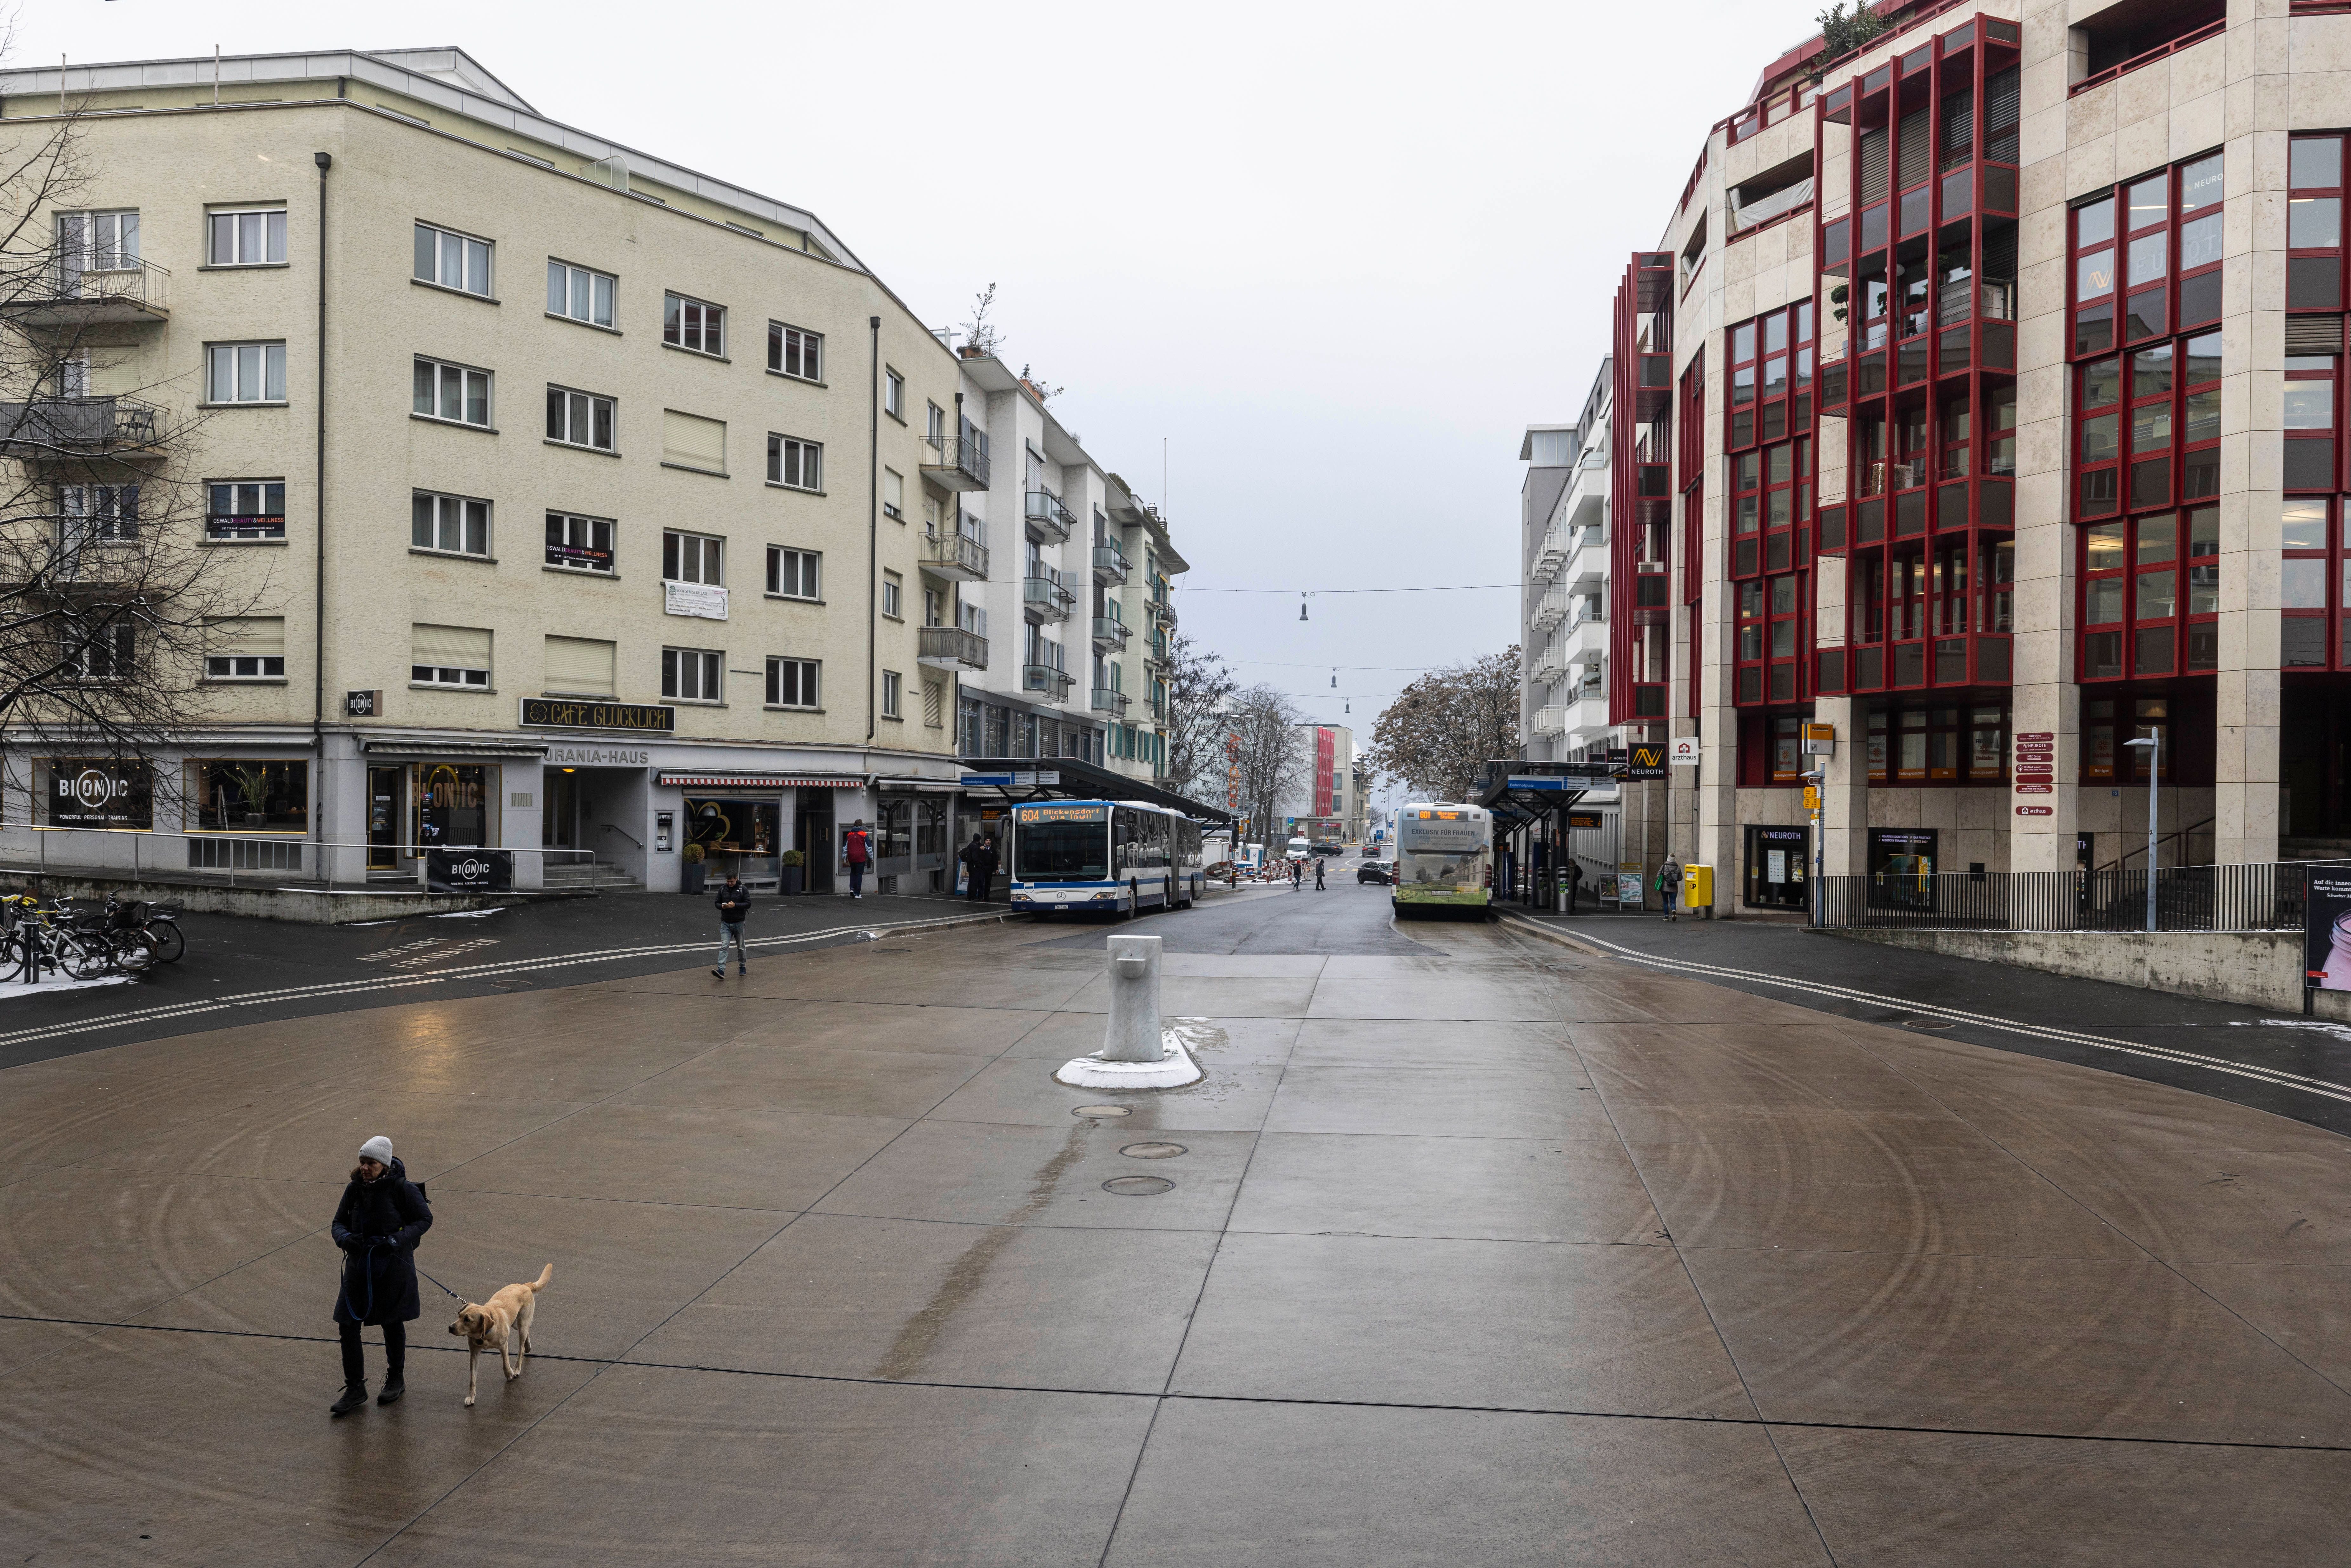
1744 824 1810 910
1867 827 1938 910
188 759 309 832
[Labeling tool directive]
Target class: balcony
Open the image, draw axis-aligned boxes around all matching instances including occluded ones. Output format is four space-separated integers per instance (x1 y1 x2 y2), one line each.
1023 662 1075 697
0 397 167 462
1091 542 1129 585
920 434 990 492
1144 635 1171 669
919 526 988 582
1531 585 1567 633
1531 647 1565 685
1090 685 1130 715
1532 524 1568 581
1024 488 1075 543
1531 706 1566 738
1151 595 1177 630
1565 526 1607 590
1023 573 1076 624
0 252 170 340
918 626 988 671
1092 613 1129 652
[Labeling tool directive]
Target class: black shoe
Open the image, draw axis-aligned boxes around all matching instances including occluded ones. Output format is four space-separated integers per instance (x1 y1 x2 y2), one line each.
330 1383 368 1417
738 965 747 975
377 1376 405 1406
711 968 725 978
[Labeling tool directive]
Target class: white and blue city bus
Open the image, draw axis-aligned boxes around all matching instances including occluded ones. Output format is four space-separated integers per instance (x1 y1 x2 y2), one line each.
1009 799 1205 916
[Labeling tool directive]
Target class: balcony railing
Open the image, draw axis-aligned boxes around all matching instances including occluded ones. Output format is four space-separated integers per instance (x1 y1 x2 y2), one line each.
1091 542 1129 584
918 626 988 670
1023 574 1076 623
0 397 166 461
920 434 989 492
0 251 171 331
1092 614 1129 652
1531 706 1565 737
1023 661 1075 696
1151 595 1177 629
1531 586 1567 633
1024 488 1075 542
919 527 988 581
1090 686 1130 714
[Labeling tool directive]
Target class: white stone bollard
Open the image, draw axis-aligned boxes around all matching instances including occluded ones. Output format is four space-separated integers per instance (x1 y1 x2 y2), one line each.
1052 934 1204 1089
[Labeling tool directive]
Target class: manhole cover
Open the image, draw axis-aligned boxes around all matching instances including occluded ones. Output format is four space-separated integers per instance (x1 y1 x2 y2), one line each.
1072 1104 1131 1118
1120 1141 1187 1159
1102 1175 1173 1196
1901 1018 1955 1030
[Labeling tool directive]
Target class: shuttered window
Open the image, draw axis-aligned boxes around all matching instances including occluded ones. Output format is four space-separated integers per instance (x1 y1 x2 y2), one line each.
1897 108 1930 189
412 624 492 688
661 409 726 474
544 635 616 697
205 617 286 679
1858 127 1889 204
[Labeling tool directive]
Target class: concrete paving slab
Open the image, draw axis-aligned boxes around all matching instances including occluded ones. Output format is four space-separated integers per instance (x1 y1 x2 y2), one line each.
2170 1260 2351 1388
1774 1424 2351 1567
431 1100 909 1210
1262 1062 1617 1139
1302 964 1564 1022
0 1324 603 1565
709 998 1055 1056
991 1010 1302 1065
1683 1244 2351 1444
135 1188 787 1360
369 1366 1153 1567
611 1042 990 1120
1055 975 1319 1018
926 1055 1283 1132
0 1316 103 1379
629 1211 1218 1392
1226 1130 1664 1245
1172 1231 1750 1416
1286 1017 1582 1069
609 951 1097 1011
812 1117 1253 1232
1103 1399 1831 1567
100 1083 594 1184
1571 1022 1965 1113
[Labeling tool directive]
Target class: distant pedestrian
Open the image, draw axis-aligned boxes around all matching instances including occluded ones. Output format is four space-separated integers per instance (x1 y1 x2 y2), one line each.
1314 857 1326 891
330 1135 432 1416
1565 859 1583 915
1656 860 1683 923
712 872 751 977
960 832 998 903
844 821 873 899
1290 858 1303 890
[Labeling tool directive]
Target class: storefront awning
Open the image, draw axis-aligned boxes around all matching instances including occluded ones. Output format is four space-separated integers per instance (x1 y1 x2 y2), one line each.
870 776 964 794
363 738 548 759
656 772 863 790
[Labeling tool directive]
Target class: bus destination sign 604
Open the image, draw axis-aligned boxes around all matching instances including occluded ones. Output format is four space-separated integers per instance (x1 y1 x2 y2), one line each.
1016 803 1107 823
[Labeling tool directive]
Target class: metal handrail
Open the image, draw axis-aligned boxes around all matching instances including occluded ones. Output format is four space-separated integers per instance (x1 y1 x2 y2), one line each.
2070 17 2226 97
0 822 602 890
1813 858 2343 934
920 527 988 578
8 248 171 310
919 625 988 667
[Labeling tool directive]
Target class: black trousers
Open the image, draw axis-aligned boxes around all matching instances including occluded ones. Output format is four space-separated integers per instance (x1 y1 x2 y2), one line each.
965 870 990 902
340 1319 406 1385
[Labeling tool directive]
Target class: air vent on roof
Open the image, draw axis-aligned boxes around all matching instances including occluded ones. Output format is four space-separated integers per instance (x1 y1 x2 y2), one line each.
2286 314 2345 356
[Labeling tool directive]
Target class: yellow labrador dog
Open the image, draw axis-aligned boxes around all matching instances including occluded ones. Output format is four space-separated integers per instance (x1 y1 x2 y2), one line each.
448 1264 553 1406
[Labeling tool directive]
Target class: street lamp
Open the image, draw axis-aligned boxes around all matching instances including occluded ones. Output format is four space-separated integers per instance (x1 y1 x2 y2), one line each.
2124 730 2161 933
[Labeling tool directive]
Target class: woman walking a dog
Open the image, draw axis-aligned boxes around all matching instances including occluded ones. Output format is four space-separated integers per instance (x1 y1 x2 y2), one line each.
329 1135 432 1416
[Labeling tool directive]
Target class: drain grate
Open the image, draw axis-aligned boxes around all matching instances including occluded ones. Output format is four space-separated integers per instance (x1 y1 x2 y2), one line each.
1102 1175 1173 1196
1072 1104 1131 1118
1119 1141 1187 1160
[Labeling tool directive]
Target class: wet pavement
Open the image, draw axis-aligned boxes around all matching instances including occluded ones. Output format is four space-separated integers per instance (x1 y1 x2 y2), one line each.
4 880 2348 1563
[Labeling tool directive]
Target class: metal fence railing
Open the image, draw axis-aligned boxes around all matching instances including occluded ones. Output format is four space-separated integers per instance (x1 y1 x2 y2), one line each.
1813 861 2345 934
0 824 602 889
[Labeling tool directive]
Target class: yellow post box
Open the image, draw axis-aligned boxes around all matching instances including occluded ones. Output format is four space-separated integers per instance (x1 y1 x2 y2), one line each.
1681 863 1713 911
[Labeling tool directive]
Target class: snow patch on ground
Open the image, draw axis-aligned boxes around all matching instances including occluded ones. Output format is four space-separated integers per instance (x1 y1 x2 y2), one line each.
2234 1018 2351 1043
0 973 135 1002
429 907 505 919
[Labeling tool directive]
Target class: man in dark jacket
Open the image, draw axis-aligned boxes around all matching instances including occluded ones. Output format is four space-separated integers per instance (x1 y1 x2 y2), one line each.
844 821 873 899
712 872 751 978
960 833 997 903
330 1135 432 1415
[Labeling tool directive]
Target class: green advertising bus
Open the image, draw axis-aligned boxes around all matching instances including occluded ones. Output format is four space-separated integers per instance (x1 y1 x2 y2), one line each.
1392 802 1493 917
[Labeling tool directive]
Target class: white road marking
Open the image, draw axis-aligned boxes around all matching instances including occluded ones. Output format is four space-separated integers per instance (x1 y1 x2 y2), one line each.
1512 918 2351 1109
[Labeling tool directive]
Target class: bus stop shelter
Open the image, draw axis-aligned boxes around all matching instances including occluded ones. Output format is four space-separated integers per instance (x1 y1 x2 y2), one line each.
1473 760 1617 913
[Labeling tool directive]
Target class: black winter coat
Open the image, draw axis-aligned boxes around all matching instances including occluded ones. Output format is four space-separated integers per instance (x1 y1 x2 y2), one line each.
330 1156 433 1326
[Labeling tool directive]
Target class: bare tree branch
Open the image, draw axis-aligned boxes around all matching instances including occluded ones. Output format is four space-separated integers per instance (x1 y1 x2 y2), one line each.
1160 630 1236 799
1225 684 1307 847
1364 648 1522 802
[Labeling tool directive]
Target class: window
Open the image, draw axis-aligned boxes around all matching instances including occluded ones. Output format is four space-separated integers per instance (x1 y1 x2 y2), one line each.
926 401 945 446
923 587 942 627
766 656 819 708
2291 136 2344 311
413 491 491 557
882 669 903 719
662 646 722 702
768 322 821 380
884 368 905 419
545 386 616 451
661 409 726 474
546 260 615 327
205 616 286 679
924 680 944 727
413 222 492 296
189 759 307 832
63 622 134 680
208 207 286 266
411 624 492 688
546 511 614 573
207 480 284 540
768 433 822 490
664 291 724 355
662 529 723 585
882 571 903 620
60 209 138 271
207 342 286 404
2074 150 2225 358
413 356 492 427
59 484 138 544
883 467 903 520
767 545 820 599
544 635 616 697
2282 497 2339 668
2080 505 2219 679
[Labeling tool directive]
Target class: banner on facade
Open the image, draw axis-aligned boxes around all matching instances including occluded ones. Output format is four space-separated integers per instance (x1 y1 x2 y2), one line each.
426 848 513 893
2305 868 2351 992
48 758 152 829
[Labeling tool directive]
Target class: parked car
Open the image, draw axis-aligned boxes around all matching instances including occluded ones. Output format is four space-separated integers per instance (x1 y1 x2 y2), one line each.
1357 857 1394 885
1311 840 1343 857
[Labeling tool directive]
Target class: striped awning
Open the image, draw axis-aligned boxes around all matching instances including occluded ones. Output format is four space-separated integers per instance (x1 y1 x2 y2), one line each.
656 772 863 790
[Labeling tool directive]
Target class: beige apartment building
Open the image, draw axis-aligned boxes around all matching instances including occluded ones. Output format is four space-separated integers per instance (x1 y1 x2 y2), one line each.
1566 0 2351 914
0 47 1010 894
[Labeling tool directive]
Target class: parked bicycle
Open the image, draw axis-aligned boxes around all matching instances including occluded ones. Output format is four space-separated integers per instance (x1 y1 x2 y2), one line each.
106 895 184 964
0 892 174 980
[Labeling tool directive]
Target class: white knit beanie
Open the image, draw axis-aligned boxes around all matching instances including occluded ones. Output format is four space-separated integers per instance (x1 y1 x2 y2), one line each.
358 1135 394 1165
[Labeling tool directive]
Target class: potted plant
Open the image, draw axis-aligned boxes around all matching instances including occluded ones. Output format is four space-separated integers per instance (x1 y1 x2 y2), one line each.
780 848 805 896
681 841 707 894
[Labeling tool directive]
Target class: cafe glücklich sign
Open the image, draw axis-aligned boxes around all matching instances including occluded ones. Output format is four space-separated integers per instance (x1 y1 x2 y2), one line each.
50 758 153 829
518 698 676 733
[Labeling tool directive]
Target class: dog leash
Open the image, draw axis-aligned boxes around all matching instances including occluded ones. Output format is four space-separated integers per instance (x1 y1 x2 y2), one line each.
341 1238 468 1306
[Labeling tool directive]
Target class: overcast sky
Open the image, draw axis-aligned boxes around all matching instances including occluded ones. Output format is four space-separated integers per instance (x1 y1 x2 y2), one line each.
30 0 1812 744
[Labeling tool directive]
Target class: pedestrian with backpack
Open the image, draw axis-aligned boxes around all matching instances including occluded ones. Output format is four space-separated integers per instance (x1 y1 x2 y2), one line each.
328 1135 432 1416
1655 860 1683 923
844 820 873 899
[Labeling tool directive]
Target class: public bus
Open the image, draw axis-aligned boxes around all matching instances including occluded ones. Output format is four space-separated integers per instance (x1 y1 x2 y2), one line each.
1008 799 1206 917
1391 802 1494 917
